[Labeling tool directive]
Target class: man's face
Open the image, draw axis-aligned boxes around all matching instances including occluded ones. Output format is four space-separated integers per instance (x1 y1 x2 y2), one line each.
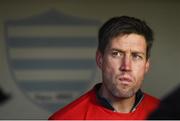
96 33 150 98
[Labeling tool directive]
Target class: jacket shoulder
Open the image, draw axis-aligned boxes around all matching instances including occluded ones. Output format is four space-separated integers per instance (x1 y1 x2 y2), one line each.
144 93 160 103
142 93 160 111
48 89 95 120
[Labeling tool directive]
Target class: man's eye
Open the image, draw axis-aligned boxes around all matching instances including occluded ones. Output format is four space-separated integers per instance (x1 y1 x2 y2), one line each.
112 51 119 56
111 51 123 57
132 54 143 60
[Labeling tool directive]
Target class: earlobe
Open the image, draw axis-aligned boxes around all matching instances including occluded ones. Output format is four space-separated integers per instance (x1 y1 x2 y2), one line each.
96 50 103 69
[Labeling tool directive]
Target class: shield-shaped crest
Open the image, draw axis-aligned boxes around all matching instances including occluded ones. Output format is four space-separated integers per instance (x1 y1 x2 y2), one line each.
4 9 100 112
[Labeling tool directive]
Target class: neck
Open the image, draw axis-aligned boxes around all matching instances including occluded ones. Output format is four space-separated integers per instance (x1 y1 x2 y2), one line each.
99 84 135 113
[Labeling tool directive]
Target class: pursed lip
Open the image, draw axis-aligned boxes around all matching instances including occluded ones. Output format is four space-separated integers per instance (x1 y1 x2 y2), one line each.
118 75 133 84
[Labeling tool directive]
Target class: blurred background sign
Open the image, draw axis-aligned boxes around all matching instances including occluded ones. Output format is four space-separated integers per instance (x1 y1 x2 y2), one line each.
4 9 100 112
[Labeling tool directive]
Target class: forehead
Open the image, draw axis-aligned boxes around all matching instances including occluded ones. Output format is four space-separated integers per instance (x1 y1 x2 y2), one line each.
107 33 147 52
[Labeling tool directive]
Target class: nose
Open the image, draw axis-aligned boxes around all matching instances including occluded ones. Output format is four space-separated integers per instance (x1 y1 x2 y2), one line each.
120 55 132 72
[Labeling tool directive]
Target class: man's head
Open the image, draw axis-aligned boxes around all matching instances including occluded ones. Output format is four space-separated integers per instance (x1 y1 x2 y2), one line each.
96 16 154 99
98 16 153 59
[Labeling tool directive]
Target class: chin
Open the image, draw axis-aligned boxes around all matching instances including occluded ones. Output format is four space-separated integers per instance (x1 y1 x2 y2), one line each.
113 87 137 98
112 91 129 98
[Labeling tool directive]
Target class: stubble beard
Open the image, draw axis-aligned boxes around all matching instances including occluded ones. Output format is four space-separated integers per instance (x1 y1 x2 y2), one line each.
106 81 140 99
111 85 137 98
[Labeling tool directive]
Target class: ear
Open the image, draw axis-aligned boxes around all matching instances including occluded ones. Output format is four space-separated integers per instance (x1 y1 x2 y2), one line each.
145 59 150 73
96 50 103 69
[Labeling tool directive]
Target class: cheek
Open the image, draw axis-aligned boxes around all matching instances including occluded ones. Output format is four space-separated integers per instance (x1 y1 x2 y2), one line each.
133 64 147 81
102 59 118 77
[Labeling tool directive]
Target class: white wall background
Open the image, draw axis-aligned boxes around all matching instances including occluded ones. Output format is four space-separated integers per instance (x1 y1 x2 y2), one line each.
0 0 180 119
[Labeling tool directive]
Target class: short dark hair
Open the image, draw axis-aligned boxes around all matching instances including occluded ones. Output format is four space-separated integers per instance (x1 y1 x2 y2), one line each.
98 16 154 59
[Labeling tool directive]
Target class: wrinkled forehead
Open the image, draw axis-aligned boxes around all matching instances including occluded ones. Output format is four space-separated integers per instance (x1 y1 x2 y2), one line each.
106 33 147 53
